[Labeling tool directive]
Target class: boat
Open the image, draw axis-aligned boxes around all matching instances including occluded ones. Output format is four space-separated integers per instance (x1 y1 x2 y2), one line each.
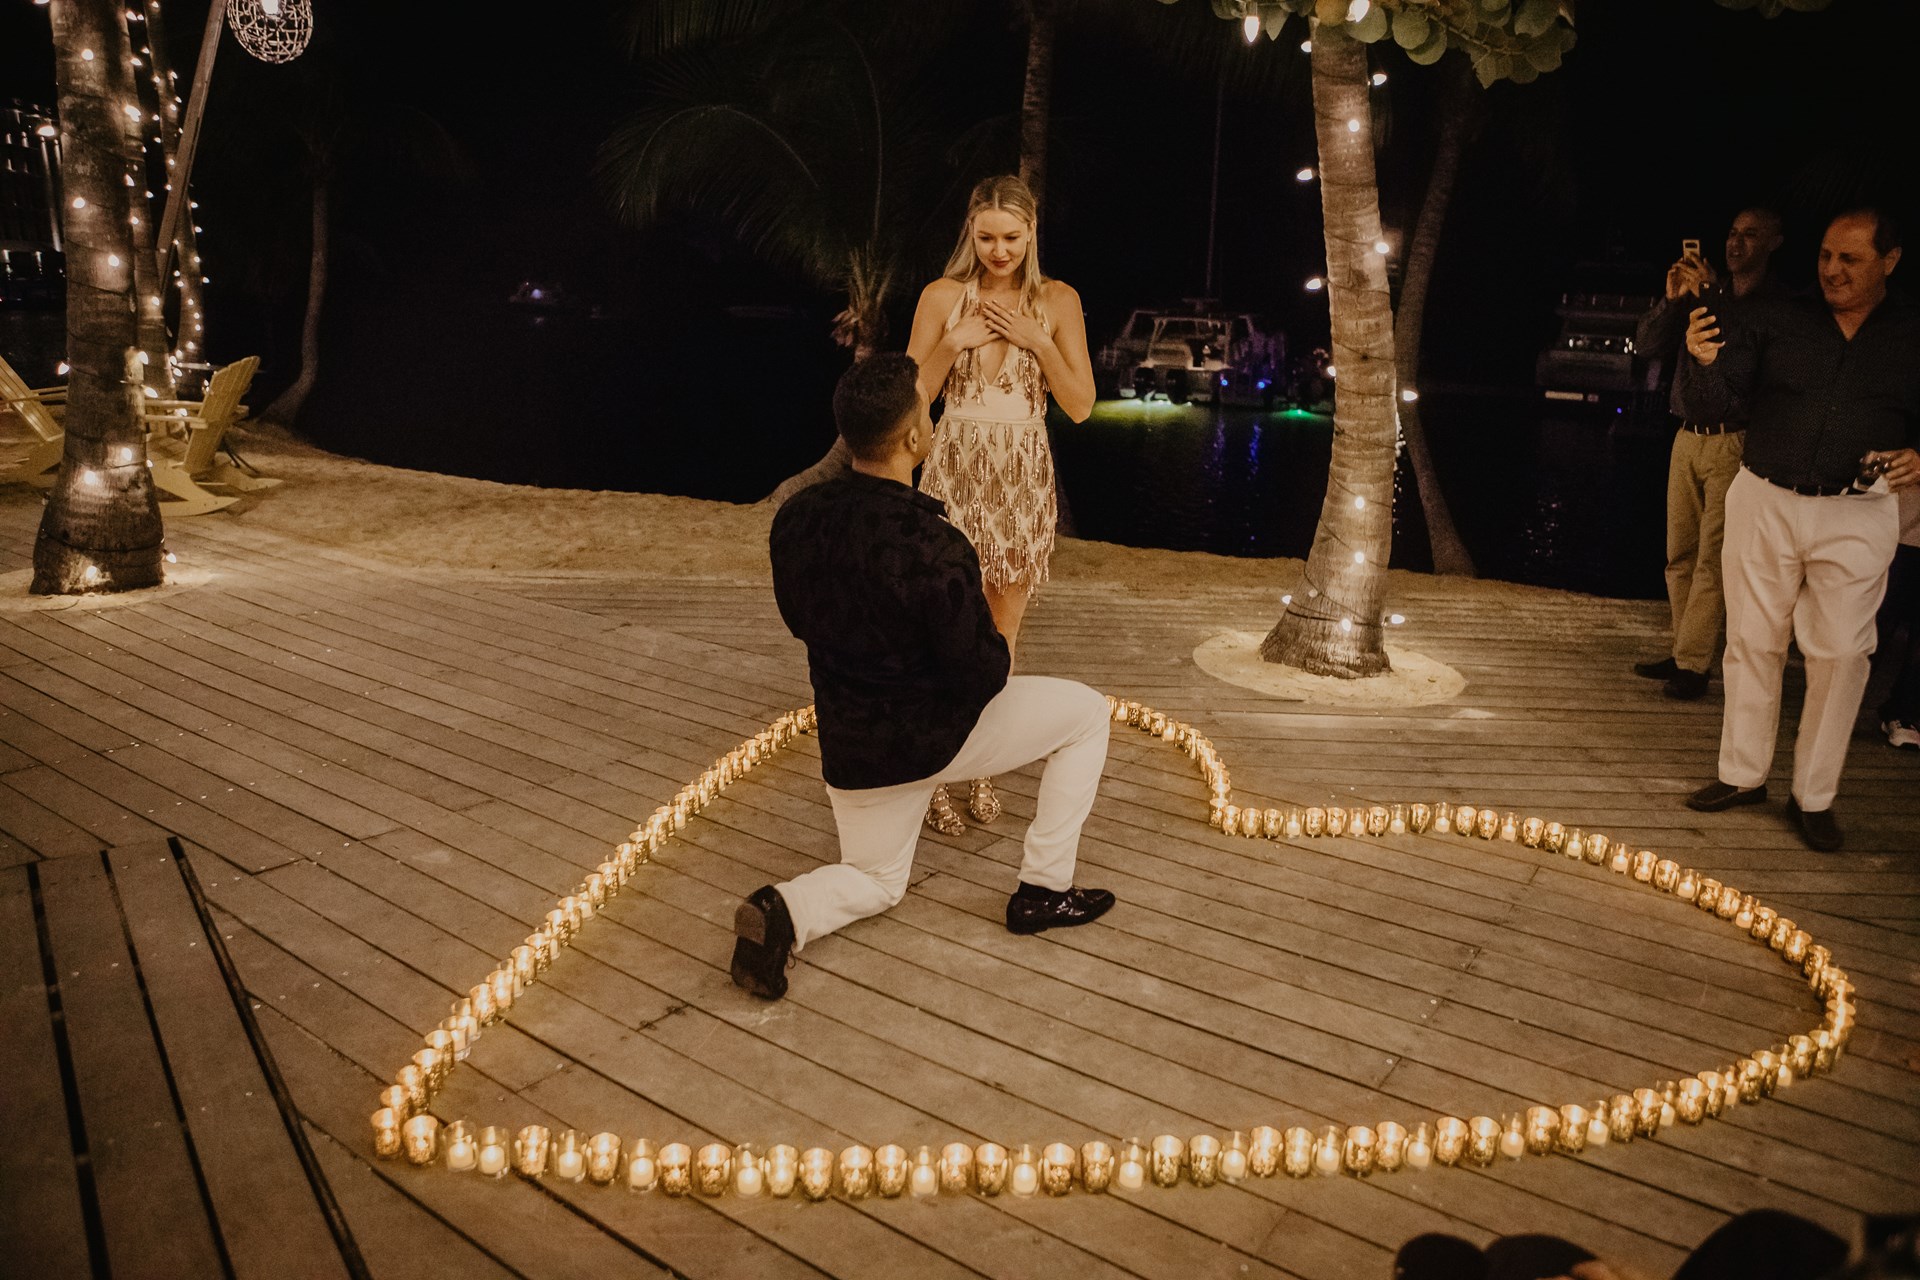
1534 262 1665 414
1096 301 1283 407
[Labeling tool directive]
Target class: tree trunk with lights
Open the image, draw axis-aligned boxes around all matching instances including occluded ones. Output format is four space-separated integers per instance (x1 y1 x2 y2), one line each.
33 0 166 597
1017 0 1055 210
120 45 174 398
1393 55 1475 577
264 171 331 424
1259 23 1395 676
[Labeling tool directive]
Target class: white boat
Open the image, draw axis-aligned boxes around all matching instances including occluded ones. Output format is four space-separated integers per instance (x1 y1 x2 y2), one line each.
1097 302 1282 406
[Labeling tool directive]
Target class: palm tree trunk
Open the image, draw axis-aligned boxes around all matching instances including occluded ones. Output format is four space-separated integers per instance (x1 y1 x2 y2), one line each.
1017 0 1055 210
121 55 174 398
263 172 330 425
1393 57 1475 578
1259 23 1394 677
33 0 165 596
140 0 208 368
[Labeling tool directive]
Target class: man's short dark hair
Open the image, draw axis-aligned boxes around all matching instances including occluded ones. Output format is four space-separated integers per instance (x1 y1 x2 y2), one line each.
1833 205 1902 256
833 353 921 461
1736 204 1783 233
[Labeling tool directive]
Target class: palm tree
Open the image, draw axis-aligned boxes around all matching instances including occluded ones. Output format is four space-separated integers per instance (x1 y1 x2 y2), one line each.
601 2 962 500
33 0 165 596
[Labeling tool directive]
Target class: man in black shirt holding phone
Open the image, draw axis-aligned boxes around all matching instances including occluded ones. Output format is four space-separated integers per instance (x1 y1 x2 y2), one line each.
1678 207 1920 851
731 353 1115 999
1632 208 1786 700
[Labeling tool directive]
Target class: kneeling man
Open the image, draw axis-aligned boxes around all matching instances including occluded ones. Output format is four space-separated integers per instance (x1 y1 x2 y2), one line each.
731 352 1115 999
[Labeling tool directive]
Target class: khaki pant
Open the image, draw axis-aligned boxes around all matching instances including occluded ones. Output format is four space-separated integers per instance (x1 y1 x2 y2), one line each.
779 676 1111 951
1665 428 1746 674
1718 468 1899 810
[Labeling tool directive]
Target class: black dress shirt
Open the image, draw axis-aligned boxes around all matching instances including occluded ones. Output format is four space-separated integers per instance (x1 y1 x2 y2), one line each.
1637 276 1789 422
769 471 1010 790
1678 292 1920 490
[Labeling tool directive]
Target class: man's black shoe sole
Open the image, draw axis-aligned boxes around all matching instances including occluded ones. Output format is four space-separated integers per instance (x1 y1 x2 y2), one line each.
730 899 788 1000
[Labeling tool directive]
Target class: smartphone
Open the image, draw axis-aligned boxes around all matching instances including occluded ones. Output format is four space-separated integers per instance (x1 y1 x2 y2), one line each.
1681 238 1701 258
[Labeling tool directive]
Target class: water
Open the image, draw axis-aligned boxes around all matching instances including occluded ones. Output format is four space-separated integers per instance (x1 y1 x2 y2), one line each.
1053 394 1670 599
3 305 1670 599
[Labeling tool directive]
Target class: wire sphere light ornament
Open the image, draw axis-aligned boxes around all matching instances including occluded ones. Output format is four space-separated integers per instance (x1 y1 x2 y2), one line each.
227 0 314 63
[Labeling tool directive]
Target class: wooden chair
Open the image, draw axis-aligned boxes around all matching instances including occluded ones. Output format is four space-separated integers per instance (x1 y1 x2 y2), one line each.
142 355 272 516
0 352 66 487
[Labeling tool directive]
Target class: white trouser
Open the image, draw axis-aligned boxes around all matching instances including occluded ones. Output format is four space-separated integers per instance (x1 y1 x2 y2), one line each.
1718 467 1900 809
778 676 1111 951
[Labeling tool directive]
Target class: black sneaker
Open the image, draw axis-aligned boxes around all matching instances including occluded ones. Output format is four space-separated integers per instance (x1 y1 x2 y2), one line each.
1005 884 1116 935
731 886 795 1000
1787 797 1842 853
1686 780 1767 812
1664 669 1710 701
1633 656 1680 680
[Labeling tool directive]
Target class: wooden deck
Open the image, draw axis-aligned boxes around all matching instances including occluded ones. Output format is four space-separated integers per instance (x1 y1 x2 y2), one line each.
1 494 1916 1280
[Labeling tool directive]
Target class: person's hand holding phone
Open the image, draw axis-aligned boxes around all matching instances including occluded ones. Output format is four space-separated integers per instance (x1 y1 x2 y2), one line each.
1665 239 1718 301
1685 306 1723 365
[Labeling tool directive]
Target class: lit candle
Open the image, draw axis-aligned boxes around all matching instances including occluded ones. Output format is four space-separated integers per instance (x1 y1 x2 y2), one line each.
938 1142 973 1193
626 1139 658 1190
553 1130 587 1182
733 1145 764 1197
875 1144 909 1198
1312 1127 1342 1176
765 1144 798 1197
1500 1116 1527 1161
443 1120 477 1172
1404 1123 1432 1170
403 1114 441 1166
1009 1144 1039 1196
1220 1131 1249 1182
586 1132 622 1185
477 1126 510 1177
798 1147 834 1201
1115 1140 1145 1190
910 1146 939 1197
371 1108 403 1160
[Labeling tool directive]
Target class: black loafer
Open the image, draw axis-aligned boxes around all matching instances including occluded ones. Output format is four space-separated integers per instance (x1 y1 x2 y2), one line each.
1787 797 1842 853
1005 885 1116 935
731 885 795 1000
1664 669 1710 701
1686 780 1767 812
1633 657 1680 680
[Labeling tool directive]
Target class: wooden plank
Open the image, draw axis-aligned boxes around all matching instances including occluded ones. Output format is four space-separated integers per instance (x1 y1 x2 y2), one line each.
305 1126 521 1280
108 841 356 1280
0 866 94 1278
35 854 228 1278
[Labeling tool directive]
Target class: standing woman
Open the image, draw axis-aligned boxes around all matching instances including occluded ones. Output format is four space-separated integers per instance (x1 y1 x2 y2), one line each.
907 174 1095 835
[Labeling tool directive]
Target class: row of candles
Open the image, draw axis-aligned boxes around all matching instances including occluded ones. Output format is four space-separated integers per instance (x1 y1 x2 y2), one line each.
369 699 1854 1201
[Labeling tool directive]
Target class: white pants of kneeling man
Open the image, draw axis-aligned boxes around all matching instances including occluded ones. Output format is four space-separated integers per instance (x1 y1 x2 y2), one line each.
1719 467 1900 809
778 676 1111 951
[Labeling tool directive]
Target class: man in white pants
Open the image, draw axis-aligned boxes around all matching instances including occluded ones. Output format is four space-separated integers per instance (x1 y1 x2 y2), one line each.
1679 208 1919 851
732 353 1114 999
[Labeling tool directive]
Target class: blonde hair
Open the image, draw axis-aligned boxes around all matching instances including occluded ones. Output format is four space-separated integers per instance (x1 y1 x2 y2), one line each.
941 175 1049 324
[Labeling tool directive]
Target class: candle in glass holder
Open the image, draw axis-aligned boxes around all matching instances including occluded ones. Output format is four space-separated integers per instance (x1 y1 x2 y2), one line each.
448 1014 479 1061
1674 869 1700 903
1631 1090 1662 1138
1221 1131 1249 1182
1676 1079 1708 1124
443 1120 478 1172
582 1132 621 1185
1607 1095 1637 1143
1585 1101 1610 1148
1283 1127 1315 1178
798 1147 834 1201
1342 1126 1377 1176
838 1145 875 1199
1040 1142 1077 1196
511 945 539 989
1554 1106 1588 1155
1187 1133 1221 1187
1389 805 1407 835
658 1142 693 1196
412 1047 446 1093
1542 821 1564 852
1498 813 1519 842
1009 1144 1039 1196
1498 1115 1526 1160
974 1143 1008 1195
394 1064 430 1111
1585 832 1610 865
1080 1141 1115 1193
1312 1126 1343 1177
1432 805 1453 835
733 1145 765 1198
910 1146 939 1198
695 1143 732 1197
513 1125 551 1177
552 1130 587 1182
1750 906 1778 941
402 1114 441 1166
1609 846 1631 875
1150 1135 1186 1187
378 1085 412 1121
1563 830 1586 861
875 1144 909 1198
765 1144 798 1197
371 1107 403 1160
1522 1106 1559 1156
1284 810 1303 838
469 981 498 1024
1373 1121 1406 1172
625 1139 658 1191
1247 1126 1281 1178
1466 1117 1502 1166
1432 1117 1467 1166
474 1125 510 1177
938 1142 974 1193
1409 803 1434 834
1653 859 1680 891
1405 1123 1432 1170
1115 1140 1146 1191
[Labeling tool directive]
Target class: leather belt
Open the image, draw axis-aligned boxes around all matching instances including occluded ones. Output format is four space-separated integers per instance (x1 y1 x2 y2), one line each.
1682 422 1740 436
1757 472 1852 498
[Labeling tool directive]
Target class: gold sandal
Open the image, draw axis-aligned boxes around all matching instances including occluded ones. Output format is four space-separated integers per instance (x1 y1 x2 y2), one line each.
968 777 1002 823
925 784 967 836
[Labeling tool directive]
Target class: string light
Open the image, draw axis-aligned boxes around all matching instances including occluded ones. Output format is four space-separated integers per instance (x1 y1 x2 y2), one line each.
1296 167 1315 182
1401 388 1419 402
1347 119 1362 133
1347 0 1371 19
1372 72 1388 86
1374 240 1390 256
1300 39 1312 52
1243 13 1259 42
1305 276 1324 291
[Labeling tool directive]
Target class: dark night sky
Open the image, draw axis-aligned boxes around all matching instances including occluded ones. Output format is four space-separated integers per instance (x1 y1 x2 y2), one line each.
2 0 1912 483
